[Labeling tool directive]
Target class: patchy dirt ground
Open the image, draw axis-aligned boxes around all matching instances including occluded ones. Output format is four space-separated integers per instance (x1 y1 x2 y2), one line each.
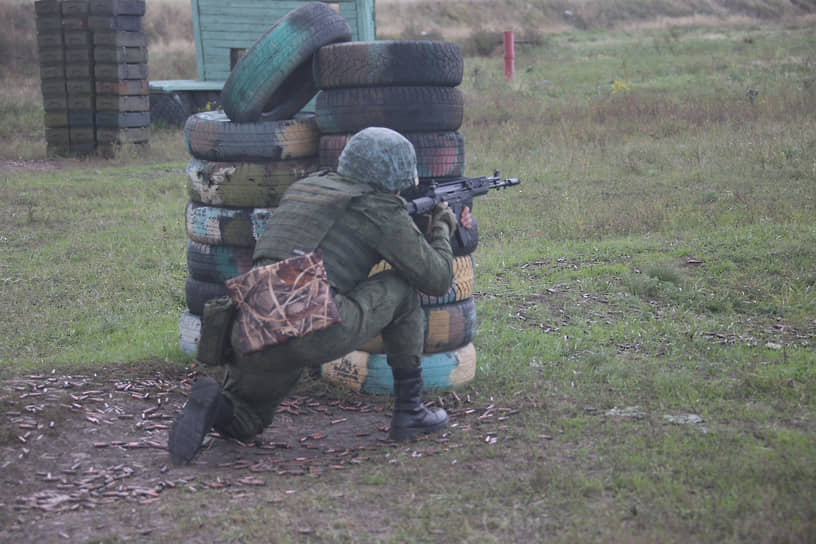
0 363 514 542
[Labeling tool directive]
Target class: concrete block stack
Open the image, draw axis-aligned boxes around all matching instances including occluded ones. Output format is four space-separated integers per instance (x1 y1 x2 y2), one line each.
34 0 149 157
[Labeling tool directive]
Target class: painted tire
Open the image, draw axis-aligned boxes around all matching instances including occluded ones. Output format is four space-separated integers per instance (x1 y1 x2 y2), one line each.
221 2 351 123
319 131 465 178
179 311 201 356
186 240 254 283
185 201 274 247
315 86 464 134
314 40 463 89
184 111 319 162
321 343 476 395
186 157 319 208
185 276 229 316
359 297 476 354
370 255 474 305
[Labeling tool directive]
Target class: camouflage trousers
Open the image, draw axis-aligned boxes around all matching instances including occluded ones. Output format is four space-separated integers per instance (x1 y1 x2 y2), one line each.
218 270 423 440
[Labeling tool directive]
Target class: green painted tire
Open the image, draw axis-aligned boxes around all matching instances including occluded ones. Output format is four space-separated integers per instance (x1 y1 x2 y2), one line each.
186 157 319 208
359 297 476 354
221 2 351 123
315 86 464 134
184 111 319 162
186 240 254 283
314 40 463 88
321 343 476 395
185 201 274 247
319 131 466 178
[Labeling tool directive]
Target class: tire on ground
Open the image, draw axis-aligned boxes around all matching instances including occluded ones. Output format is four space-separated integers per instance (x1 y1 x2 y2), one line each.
359 297 476 354
315 86 464 134
179 311 201 356
319 131 465 178
321 343 476 394
187 157 319 207
221 2 352 123
314 40 463 89
184 111 319 162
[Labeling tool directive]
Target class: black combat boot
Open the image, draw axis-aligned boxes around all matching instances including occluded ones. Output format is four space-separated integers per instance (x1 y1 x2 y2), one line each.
388 367 449 441
168 377 233 464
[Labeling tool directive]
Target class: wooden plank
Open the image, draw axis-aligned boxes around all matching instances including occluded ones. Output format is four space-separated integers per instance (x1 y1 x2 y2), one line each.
149 79 224 92
191 0 206 80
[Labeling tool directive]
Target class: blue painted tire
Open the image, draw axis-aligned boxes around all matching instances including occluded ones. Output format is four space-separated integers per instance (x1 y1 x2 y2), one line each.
185 201 273 247
321 343 476 395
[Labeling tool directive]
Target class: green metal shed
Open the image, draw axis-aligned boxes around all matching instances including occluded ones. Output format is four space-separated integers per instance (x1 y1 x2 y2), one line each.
150 0 376 123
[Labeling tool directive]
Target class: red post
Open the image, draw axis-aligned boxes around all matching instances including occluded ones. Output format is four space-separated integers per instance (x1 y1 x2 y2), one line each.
504 30 515 81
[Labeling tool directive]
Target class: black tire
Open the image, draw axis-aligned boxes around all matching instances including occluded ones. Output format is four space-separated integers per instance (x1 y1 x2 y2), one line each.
359 297 476 354
186 157 319 208
319 131 465 178
186 240 254 283
184 111 319 162
150 92 191 126
314 40 463 89
185 276 229 316
185 201 272 247
315 86 464 134
411 210 480 257
221 2 352 123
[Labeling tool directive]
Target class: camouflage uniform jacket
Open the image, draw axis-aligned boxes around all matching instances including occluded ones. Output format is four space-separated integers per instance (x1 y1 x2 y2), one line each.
253 171 454 298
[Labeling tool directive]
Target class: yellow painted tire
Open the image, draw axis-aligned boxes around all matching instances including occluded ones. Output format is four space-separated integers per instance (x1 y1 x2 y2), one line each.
321 343 476 394
370 255 473 305
359 297 476 354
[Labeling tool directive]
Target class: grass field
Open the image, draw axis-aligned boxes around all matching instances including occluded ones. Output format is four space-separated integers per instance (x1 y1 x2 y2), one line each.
1 1 815 542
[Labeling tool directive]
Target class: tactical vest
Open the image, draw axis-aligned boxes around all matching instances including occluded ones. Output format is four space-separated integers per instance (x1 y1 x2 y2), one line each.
252 170 373 269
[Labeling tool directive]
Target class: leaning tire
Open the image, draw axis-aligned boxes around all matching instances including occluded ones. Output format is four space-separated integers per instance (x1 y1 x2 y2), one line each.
315 86 464 134
185 201 273 247
186 240 254 283
184 111 319 162
359 297 476 354
187 157 319 207
314 40 463 89
321 343 476 394
179 311 201 356
185 277 230 316
319 131 465 178
221 2 352 123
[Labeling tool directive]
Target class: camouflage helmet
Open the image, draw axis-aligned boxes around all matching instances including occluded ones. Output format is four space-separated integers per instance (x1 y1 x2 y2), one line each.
337 127 419 192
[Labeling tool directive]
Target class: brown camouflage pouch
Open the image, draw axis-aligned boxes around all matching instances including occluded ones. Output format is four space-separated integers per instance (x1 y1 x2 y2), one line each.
225 249 340 354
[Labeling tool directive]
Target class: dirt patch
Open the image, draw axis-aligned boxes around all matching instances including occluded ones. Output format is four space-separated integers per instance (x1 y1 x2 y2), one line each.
0 365 515 541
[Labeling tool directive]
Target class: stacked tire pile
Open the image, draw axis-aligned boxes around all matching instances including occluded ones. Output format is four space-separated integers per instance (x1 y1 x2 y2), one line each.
178 2 352 354
312 41 479 394
34 0 148 157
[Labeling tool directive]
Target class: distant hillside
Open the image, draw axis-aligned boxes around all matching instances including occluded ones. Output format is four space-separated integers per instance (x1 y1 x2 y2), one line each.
2 0 814 73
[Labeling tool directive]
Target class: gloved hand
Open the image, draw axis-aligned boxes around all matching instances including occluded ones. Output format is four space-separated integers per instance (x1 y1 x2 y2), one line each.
430 202 457 237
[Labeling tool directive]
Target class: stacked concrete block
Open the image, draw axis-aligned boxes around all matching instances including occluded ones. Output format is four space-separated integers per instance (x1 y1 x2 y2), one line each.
34 0 149 157
36 0 70 156
91 0 150 155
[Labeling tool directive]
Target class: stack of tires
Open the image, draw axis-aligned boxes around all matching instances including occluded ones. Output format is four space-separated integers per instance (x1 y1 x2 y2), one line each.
312 41 478 394
177 5 478 395
178 2 352 353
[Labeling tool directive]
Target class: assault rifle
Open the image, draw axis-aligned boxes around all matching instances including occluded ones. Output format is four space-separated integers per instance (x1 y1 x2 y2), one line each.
405 171 521 216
